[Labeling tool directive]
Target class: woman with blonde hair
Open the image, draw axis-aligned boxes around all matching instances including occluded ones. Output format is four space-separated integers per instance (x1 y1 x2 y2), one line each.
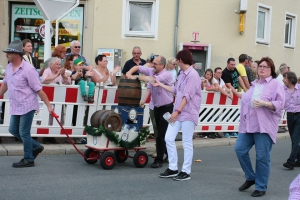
166 57 177 82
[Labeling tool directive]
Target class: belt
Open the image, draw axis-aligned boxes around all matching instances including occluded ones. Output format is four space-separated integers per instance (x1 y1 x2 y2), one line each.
287 112 300 115
154 103 173 109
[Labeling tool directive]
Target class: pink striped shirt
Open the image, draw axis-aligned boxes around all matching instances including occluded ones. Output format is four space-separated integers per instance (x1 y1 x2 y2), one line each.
40 68 71 85
289 174 300 200
173 66 202 125
239 76 285 143
284 84 300 112
3 60 42 115
138 66 174 107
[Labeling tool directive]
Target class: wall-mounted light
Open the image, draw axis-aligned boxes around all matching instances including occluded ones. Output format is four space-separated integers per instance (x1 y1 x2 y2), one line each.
239 13 245 34
235 0 248 35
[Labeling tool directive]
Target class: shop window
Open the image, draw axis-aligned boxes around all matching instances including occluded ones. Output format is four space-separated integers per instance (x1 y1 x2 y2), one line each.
284 13 297 48
256 4 272 45
123 0 159 38
11 4 84 69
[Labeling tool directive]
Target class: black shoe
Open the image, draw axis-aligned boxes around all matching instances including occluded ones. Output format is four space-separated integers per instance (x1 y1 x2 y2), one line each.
283 162 294 170
239 180 255 191
33 145 44 159
251 190 266 197
151 162 162 168
12 159 34 168
295 162 300 167
159 168 178 178
173 171 191 181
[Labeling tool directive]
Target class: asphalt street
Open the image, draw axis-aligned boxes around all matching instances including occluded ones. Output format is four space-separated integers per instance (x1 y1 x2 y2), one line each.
0 139 298 200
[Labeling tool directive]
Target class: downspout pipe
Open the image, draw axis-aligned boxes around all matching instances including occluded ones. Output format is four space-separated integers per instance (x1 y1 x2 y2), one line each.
174 0 180 57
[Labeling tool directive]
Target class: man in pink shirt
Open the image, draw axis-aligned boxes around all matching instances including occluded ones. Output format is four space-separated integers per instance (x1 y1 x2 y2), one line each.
0 40 53 168
126 55 174 168
282 71 300 170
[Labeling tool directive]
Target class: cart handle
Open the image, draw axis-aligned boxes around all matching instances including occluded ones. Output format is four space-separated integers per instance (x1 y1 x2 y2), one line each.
51 112 92 160
51 112 59 119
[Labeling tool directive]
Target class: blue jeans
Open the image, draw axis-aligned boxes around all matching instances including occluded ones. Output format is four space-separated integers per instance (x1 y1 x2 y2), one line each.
9 110 41 162
234 133 273 191
287 113 300 164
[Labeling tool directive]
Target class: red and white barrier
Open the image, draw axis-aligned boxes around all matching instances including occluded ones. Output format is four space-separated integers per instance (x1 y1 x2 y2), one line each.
0 82 287 137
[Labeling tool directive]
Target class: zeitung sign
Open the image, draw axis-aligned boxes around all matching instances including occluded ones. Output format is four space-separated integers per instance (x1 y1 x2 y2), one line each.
11 4 83 53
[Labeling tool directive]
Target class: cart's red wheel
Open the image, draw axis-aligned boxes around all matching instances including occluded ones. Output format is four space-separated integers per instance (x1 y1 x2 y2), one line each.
133 151 148 168
114 150 128 163
84 149 98 164
100 152 116 170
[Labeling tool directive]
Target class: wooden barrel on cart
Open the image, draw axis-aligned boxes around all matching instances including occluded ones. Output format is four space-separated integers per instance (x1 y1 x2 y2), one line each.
118 79 141 106
90 110 122 131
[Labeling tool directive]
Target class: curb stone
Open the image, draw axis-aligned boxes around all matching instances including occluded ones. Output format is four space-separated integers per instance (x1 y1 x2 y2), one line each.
0 133 290 157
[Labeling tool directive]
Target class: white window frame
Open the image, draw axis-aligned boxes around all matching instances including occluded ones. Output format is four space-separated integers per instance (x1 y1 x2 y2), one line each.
122 0 159 38
256 3 272 45
284 12 297 48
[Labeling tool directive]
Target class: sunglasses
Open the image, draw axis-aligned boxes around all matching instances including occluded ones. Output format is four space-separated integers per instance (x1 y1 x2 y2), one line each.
74 46 81 49
150 55 158 62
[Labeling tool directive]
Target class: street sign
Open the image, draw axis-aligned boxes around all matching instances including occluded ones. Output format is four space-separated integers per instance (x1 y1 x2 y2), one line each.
38 24 54 38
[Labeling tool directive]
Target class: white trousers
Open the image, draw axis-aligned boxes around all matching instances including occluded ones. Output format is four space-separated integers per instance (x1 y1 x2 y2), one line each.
165 120 195 174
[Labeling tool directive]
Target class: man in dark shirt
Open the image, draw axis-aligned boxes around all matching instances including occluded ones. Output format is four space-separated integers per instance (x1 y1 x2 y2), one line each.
122 46 146 77
221 57 244 98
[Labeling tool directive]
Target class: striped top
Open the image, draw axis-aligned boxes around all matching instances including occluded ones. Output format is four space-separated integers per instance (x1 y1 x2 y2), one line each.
239 76 285 143
173 66 202 125
289 174 300 200
138 66 174 107
3 60 41 115
284 84 300 113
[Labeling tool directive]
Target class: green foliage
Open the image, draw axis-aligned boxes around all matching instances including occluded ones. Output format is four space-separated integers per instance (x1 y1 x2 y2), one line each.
84 125 150 149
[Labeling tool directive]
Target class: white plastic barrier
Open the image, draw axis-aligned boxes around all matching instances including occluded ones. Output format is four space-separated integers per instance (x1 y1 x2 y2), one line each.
0 81 287 137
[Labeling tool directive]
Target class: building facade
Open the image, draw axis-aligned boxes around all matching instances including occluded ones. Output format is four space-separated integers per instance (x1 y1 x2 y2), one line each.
0 0 299 76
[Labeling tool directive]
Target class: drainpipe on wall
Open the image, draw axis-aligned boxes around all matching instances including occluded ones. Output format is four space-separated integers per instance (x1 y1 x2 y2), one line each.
174 0 180 57
2 0 5 24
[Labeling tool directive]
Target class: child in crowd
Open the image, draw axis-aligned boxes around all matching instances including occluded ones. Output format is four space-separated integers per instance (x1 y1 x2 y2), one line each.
71 58 95 102
201 69 216 91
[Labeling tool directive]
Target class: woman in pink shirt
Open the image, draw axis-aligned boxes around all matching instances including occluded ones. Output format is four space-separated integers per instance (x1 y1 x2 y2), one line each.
40 57 71 85
154 50 202 181
234 57 285 197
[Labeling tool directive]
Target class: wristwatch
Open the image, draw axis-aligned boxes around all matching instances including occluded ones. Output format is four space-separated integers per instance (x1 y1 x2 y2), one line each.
176 110 181 115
